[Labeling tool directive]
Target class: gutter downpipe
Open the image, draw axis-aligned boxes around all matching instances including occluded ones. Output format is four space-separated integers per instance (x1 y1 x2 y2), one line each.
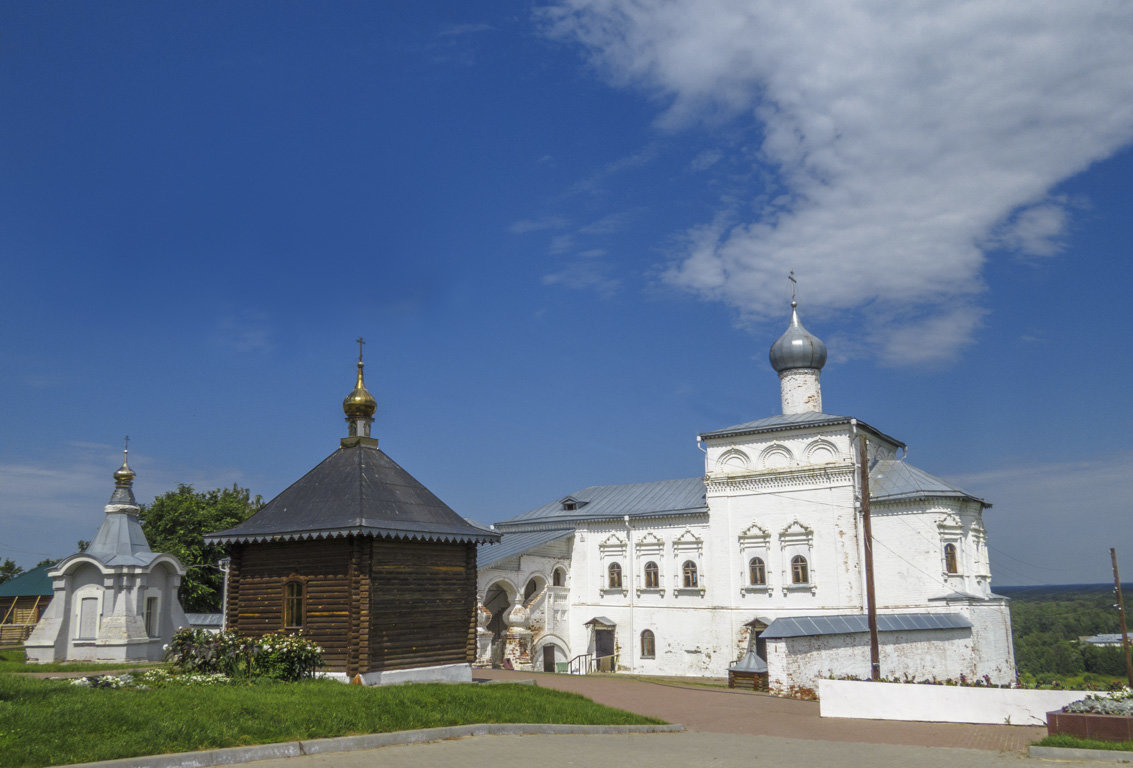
625 514 633 673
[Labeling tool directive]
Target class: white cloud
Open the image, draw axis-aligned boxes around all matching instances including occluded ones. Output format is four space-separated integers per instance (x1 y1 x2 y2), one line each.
544 0 1133 363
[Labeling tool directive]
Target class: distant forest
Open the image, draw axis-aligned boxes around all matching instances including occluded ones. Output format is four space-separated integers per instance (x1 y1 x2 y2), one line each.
998 583 1132 680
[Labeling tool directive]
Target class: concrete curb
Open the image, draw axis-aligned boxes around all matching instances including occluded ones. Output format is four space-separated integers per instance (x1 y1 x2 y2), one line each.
60 723 685 768
1029 745 1133 762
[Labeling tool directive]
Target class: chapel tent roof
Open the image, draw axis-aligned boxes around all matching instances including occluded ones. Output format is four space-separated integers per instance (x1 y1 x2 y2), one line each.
205 441 499 545
699 411 905 448
496 477 707 528
0 564 54 597
869 459 988 507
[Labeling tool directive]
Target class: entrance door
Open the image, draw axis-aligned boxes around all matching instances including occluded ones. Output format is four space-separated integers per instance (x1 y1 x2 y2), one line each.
595 629 615 671
543 644 556 672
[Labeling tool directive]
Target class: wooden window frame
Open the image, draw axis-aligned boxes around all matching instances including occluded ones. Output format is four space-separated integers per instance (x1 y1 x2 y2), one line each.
790 555 809 585
283 580 305 630
749 556 766 586
643 561 659 589
607 562 623 590
682 560 698 589
640 629 656 659
944 543 959 575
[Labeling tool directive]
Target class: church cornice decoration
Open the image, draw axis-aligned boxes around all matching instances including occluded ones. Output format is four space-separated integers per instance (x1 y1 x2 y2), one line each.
705 463 852 494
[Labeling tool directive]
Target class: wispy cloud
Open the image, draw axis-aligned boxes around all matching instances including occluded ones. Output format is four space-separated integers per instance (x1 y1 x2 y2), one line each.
508 216 569 234
0 446 248 568
948 453 1133 585
542 249 620 298
438 23 494 38
544 1 1133 364
215 311 274 353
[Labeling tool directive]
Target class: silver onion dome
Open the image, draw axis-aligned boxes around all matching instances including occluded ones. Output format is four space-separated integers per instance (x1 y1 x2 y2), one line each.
769 301 827 373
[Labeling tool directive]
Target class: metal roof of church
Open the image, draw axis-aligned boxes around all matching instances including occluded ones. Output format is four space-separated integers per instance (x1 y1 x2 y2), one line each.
478 528 574 568
206 441 499 545
497 477 707 528
870 459 988 506
699 412 905 448
762 612 971 639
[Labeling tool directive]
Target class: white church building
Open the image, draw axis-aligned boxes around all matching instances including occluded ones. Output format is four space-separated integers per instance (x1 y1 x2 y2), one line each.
476 302 1016 692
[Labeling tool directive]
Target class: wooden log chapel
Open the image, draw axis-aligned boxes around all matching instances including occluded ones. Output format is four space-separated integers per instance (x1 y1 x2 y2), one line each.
206 343 498 683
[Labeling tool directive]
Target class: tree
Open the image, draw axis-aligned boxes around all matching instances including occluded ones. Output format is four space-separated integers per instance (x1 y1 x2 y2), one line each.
138 484 261 613
0 558 24 585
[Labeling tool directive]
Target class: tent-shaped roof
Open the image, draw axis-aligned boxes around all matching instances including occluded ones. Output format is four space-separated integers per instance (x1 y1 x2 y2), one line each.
206 441 498 545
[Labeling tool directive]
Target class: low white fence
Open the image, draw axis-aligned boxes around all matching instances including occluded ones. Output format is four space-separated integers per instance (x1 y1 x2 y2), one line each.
818 679 1090 726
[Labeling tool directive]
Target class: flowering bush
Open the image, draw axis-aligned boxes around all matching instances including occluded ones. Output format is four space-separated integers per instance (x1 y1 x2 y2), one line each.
70 669 230 689
164 628 324 681
1064 687 1133 716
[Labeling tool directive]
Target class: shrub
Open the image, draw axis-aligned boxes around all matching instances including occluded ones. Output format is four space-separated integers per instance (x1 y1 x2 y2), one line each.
165 628 323 681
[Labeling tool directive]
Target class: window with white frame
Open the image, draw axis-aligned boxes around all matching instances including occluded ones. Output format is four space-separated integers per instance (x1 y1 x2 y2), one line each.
779 520 814 593
739 522 771 593
937 513 964 577
672 530 704 593
644 561 660 589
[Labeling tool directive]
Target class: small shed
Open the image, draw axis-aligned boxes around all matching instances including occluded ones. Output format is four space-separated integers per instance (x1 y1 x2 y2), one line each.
206 351 498 683
0 565 54 644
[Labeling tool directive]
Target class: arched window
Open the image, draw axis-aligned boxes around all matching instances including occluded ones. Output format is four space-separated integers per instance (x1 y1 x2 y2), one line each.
640 629 656 659
682 560 698 588
644 561 659 589
524 578 539 602
791 555 809 585
283 581 304 629
944 543 958 574
608 562 623 589
749 556 766 586
552 568 565 587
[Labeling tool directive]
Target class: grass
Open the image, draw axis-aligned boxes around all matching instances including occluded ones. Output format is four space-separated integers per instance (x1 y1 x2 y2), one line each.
1037 733 1133 752
0 675 663 768
0 647 160 674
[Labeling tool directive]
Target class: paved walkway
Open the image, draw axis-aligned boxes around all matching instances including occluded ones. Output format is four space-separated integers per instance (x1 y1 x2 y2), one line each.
240 732 1073 768
474 669 1046 753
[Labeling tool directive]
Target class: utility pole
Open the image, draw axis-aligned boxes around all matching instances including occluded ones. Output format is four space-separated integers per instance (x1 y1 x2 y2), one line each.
1111 548 1133 688
859 434 880 681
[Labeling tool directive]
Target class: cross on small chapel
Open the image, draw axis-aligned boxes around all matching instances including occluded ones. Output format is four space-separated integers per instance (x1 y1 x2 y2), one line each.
123 436 129 454
356 337 365 363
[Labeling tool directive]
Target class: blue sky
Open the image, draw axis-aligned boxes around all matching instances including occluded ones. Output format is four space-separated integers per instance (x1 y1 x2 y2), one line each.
2 1 1131 586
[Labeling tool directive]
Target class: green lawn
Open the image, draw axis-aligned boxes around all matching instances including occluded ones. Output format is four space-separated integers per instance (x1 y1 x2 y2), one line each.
1037 733 1133 752
0 647 162 674
0 675 663 768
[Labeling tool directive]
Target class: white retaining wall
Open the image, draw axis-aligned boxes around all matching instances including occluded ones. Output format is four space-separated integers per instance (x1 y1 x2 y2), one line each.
818 678 1091 726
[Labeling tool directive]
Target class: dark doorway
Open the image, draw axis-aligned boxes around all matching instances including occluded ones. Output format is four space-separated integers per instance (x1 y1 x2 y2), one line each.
595 629 615 671
543 644 556 672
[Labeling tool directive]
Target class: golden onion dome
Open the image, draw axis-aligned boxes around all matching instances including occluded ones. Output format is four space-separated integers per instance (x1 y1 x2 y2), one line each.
343 361 377 419
113 450 135 487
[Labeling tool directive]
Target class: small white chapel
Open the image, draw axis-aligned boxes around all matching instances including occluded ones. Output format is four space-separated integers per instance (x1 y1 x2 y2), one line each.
25 448 187 663
475 301 1016 692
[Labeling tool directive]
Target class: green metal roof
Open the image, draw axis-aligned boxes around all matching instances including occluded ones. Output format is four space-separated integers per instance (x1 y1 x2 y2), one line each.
0 563 55 597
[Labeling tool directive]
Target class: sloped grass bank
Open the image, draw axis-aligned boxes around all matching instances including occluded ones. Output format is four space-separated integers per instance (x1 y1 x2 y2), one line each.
0 675 662 768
